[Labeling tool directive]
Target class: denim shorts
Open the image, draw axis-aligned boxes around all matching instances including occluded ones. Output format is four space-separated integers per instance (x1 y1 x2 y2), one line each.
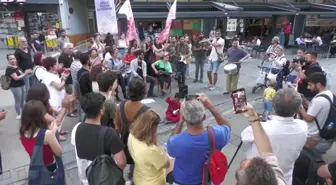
207 60 220 73
264 100 273 113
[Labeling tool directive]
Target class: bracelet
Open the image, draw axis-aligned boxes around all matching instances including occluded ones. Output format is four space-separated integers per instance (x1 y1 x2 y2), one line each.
249 118 260 122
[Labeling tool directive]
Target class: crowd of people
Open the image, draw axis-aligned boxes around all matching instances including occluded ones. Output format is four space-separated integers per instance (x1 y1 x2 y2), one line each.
1 25 336 185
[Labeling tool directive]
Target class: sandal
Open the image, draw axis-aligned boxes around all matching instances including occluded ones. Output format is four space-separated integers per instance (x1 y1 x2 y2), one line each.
67 113 77 117
60 130 68 135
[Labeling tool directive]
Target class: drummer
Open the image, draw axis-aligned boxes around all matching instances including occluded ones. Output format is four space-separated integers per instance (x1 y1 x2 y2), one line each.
223 39 250 95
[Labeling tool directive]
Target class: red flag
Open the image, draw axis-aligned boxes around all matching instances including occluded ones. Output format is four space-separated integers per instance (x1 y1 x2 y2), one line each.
119 0 137 44
158 0 177 43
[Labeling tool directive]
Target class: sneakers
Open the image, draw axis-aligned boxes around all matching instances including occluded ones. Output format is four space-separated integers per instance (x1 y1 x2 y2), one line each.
209 86 216 91
16 114 21 120
193 79 198 83
204 84 212 89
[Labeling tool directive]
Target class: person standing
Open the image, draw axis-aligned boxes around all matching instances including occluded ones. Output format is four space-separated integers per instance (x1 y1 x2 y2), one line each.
175 36 191 86
207 30 224 91
58 43 76 117
5 54 33 119
192 32 207 83
223 39 249 94
57 29 70 51
14 36 34 93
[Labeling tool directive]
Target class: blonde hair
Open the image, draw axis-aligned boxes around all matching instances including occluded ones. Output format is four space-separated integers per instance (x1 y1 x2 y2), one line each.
130 110 160 145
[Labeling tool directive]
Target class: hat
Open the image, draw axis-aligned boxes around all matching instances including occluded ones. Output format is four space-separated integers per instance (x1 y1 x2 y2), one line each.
272 36 280 43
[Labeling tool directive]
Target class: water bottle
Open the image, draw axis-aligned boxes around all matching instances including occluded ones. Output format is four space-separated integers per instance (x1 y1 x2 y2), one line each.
326 122 334 131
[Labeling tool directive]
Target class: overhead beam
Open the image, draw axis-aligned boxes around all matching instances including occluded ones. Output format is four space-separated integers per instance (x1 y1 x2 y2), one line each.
266 4 297 12
310 3 336 11
210 1 243 11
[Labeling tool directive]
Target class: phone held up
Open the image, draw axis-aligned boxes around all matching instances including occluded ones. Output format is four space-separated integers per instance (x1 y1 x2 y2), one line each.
231 88 247 113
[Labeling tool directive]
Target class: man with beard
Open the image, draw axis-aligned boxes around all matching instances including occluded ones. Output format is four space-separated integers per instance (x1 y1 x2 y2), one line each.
167 36 177 72
130 50 156 97
297 51 323 101
192 32 207 83
207 30 224 91
223 39 249 94
175 36 191 85
298 72 334 153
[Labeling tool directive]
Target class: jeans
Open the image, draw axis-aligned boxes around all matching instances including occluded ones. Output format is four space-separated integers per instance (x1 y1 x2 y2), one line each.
226 73 240 93
186 63 190 78
10 86 26 115
146 76 155 96
23 74 32 93
195 58 205 81
175 62 187 85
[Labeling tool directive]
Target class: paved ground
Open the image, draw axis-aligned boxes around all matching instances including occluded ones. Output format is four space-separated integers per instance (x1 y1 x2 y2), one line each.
0 53 336 185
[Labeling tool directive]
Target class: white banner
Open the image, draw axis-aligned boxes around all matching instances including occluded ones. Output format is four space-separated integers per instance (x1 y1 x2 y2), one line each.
227 19 237 32
95 0 118 34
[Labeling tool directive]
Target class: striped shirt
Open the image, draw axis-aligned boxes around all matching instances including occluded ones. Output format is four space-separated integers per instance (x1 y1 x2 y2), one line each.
70 60 83 91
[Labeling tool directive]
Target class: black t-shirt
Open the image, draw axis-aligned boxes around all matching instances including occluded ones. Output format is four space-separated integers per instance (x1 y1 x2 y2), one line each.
297 63 323 99
14 49 33 71
75 123 125 161
5 66 25 88
58 53 73 84
77 68 92 96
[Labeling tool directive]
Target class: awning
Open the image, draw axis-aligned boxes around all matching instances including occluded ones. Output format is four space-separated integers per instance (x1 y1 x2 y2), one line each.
117 1 336 19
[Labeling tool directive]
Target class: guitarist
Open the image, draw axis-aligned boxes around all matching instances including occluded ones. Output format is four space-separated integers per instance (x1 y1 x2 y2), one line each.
151 52 172 96
175 36 191 85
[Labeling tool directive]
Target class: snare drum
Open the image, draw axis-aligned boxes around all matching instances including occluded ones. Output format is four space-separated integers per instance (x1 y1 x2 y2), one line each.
223 63 238 75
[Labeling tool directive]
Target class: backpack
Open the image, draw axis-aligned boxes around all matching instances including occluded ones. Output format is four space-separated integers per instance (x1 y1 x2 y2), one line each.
120 101 150 164
31 67 43 85
0 75 10 90
75 71 89 99
314 94 336 140
85 127 125 185
28 130 65 185
202 126 228 185
293 147 326 185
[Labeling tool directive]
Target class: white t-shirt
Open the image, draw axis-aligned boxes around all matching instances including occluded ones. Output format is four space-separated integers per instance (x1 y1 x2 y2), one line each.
316 36 323 46
34 66 47 82
42 72 65 110
208 38 225 62
104 52 112 61
256 39 261 46
307 90 334 136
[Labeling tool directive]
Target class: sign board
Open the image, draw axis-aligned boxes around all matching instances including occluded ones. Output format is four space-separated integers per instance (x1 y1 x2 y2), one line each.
95 0 118 34
305 15 318 27
227 19 237 32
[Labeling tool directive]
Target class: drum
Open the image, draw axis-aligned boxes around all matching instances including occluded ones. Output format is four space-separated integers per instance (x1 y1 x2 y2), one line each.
223 63 238 75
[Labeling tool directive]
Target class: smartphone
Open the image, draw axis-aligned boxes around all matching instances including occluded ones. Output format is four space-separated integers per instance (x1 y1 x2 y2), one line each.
231 88 247 113
185 95 199 101
0 109 4 112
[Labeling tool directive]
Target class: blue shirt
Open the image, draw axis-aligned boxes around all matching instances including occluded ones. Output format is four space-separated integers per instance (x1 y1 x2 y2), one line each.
167 125 230 184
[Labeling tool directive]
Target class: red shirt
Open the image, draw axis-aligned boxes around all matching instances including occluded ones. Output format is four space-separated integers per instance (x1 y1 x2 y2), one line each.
21 136 54 165
123 53 136 64
284 25 292 34
165 97 181 115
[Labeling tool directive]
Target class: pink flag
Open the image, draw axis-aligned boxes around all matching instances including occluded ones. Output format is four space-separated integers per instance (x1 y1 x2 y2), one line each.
119 0 137 44
158 0 177 43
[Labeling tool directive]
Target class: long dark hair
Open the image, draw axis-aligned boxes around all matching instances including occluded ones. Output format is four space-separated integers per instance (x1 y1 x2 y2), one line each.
20 100 48 139
27 83 53 115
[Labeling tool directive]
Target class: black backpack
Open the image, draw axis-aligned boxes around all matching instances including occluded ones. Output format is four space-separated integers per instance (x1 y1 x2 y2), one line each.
31 67 44 85
120 101 150 164
314 94 336 140
85 127 125 185
293 147 326 185
75 71 89 99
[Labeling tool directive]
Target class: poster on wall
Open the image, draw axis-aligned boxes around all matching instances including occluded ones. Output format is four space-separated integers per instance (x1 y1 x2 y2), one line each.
94 0 118 34
227 19 237 32
305 15 318 27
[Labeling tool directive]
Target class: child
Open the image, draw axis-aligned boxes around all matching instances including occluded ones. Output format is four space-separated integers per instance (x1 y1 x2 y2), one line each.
165 94 181 123
263 80 276 121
